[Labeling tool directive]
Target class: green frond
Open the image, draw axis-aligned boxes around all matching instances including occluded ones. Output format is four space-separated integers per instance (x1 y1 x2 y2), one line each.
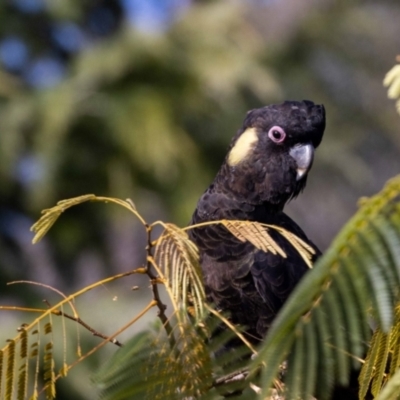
303 319 318 399
198 312 255 398
340 256 372 342
252 175 400 400
150 322 213 400
377 366 400 400
359 329 381 399
95 312 255 400
324 285 350 386
371 330 390 397
314 306 335 399
389 309 400 376
95 323 213 400
334 268 364 368
285 325 306 399
19 176 400 399
360 305 400 397
95 331 157 400
154 223 206 322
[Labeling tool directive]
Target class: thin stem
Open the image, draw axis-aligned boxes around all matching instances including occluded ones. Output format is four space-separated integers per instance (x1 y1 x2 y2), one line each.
6 269 146 341
144 223 175 348
42 300 122 347
45 300 157 395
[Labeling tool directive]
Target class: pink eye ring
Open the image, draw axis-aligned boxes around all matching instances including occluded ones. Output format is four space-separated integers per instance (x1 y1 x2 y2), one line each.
268 126 286 143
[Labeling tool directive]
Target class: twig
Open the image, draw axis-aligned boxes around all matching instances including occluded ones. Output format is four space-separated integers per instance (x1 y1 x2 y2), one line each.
213 368 285 398
43 299 122 347
144 223 175 347
205 303 257 355
214 368 249 386
44 300 157 396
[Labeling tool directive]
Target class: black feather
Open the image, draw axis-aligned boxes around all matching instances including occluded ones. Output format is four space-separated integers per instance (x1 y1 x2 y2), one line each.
189 100 326 342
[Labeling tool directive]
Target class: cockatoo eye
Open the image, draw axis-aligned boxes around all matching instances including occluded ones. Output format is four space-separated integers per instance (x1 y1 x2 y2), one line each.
268 126 286 143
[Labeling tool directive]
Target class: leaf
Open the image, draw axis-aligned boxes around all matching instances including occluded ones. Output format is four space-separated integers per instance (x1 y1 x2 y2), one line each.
30 194 145 243
371 331 390 397
17 328 28 400
377 366 400 400
95 332 155 400
271 225 317 268
30 194 96 243
95 325 214 400
222 220 286 257
148 324 213 400
43 327 56 400
222 219 317 268
95 313 254 400
5 340 15 400
154 223 205 322
359 329 381 399
252 175 400 400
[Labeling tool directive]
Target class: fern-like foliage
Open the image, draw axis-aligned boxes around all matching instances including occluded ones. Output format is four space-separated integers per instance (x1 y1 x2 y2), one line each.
95 325 215 400
4 193 308 399
95 331 159 400
0 318 59 400
377 360 400 400
95 311 256 400
359 299 400 399
5 174 400 399
251 175 400 400
154 222 206 322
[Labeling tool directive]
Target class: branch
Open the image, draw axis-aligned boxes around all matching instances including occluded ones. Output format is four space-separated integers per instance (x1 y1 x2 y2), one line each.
144 223 175 346
44 300 157 396
43 300 122 347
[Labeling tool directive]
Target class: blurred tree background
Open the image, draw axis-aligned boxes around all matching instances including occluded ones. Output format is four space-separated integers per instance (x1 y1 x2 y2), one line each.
0 0 399 398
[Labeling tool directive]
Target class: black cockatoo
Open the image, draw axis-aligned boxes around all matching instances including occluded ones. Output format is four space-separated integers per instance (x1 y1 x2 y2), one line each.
189 100 326 342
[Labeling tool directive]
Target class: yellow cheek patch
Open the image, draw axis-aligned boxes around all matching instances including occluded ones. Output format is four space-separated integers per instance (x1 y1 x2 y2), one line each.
227 127 258 166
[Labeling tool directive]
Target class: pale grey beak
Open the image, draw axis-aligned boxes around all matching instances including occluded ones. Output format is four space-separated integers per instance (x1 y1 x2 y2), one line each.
289 143 314 181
